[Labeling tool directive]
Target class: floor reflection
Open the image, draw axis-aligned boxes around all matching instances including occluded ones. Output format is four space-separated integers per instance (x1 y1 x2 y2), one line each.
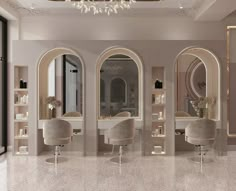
0 151 234 191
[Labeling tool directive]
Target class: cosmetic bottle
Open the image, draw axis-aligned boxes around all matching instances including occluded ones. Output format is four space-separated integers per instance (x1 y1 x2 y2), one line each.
23 81 27 89
20 79 24 88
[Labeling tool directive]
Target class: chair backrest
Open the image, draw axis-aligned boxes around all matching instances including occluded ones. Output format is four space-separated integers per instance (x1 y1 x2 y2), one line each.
185 118 216 145
43 119 73 140
114 111 131 117
108 118 135 141
62 112 81 117
175 111 191 117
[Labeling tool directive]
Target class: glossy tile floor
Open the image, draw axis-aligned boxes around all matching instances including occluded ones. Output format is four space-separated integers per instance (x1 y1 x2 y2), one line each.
0 151 236 191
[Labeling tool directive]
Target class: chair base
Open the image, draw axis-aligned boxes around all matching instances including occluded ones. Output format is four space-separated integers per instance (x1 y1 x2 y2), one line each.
189 156 214 163
110 157 129 164
45 157 68 164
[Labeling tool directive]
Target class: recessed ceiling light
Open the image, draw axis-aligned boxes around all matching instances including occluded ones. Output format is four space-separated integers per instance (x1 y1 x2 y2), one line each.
30 3 35 10
179 5 184 9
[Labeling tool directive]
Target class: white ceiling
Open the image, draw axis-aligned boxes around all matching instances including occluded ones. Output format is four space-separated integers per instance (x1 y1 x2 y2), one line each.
6 0 203 9
1 0 236 21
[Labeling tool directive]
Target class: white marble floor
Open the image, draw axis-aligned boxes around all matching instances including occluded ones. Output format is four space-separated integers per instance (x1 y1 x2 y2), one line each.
0 151 235 191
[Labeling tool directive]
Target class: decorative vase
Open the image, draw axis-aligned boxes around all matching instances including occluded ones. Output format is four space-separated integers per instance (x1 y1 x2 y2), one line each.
155 79 163 89
199 108 204 118
48 108 56 119
199 108 208 118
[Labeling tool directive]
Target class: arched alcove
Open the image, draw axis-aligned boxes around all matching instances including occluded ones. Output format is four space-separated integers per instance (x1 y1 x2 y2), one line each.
174 47 221 120
96 47 143 119
174 47 222 155
37 47 85 120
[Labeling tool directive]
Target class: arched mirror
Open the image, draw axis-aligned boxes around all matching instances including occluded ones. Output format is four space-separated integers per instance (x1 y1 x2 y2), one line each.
175 54 206 117
100 54 139 117
39 53 83 119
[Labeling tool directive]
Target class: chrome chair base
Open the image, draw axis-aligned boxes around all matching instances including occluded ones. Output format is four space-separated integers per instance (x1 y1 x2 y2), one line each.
45 157 68 164
189 156 214 163
45 146 67 164
110 157 129 164
109 145 130 164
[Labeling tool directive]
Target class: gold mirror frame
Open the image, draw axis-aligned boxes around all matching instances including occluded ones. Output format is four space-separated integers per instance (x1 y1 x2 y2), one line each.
227 26 236 137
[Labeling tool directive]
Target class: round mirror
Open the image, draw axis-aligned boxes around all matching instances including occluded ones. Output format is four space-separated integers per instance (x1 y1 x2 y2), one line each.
175 54 206 117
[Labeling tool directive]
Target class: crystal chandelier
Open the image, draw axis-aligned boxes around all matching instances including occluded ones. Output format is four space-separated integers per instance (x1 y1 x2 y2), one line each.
66 0 136 15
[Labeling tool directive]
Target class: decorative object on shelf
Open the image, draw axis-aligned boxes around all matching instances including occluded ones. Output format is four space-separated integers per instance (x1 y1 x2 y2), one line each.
154 93 165 104
23 81 27 88
19 79 28 89
15 94 29 104
158 111 163 120
154 79 163 89
46 96 62 119
61 0 136 15
19 129 24 137
19 146 28 154
20 79 24 88
15 113 24 120
152 113 159 120
153 145 162 153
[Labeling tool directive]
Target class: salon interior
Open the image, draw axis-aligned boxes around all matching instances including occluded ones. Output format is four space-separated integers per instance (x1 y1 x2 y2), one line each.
1 0 236 191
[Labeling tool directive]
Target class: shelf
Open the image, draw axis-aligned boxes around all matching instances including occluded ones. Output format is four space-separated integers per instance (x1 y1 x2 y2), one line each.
14 119 28 122
151 151 166 155
152 119 165 123
152 89 166 93
14 104 28 106
152 103 165 107
15 152 29 156
14 66 29 156
14 88 28 92
14 136 28 140
151 135 166 138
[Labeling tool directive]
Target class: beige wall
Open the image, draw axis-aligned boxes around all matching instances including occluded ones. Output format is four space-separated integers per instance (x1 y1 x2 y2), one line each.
11 40 227 155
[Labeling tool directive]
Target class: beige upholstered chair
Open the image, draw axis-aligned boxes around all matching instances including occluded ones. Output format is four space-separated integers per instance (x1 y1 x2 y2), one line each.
175 111 191 117
43 119 73 164
114 111 131 117
185 118 216 165
106 118 135 164
104 111 131 154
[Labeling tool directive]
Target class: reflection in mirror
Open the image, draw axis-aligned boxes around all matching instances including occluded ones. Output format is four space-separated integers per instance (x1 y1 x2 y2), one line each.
63 55 82 114
175 54 206 117
100 54 138 117
39 54 83 119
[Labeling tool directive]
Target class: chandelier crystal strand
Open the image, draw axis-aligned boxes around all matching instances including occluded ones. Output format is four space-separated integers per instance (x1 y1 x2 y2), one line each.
68 0 136 15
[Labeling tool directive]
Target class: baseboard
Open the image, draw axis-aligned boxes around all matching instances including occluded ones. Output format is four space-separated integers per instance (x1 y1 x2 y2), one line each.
227 145 236 151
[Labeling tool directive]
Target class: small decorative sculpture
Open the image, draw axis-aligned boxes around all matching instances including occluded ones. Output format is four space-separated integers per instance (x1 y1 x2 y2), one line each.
155 79 163 89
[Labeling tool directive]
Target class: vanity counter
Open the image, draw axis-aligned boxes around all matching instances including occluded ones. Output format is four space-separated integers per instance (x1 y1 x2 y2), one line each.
98 118 143 130
97 118 143 135
38 118 84 134
175 117 221 130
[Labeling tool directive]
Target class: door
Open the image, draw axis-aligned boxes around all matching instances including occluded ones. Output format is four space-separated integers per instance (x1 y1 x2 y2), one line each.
0 16 7 154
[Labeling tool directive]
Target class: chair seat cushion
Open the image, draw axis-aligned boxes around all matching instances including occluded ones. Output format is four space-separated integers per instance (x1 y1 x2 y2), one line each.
44 137 72 146
185 136 215 146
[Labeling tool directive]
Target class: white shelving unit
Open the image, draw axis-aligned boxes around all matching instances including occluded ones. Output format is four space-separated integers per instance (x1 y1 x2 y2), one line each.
151 67 166 155
13 66 29 155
